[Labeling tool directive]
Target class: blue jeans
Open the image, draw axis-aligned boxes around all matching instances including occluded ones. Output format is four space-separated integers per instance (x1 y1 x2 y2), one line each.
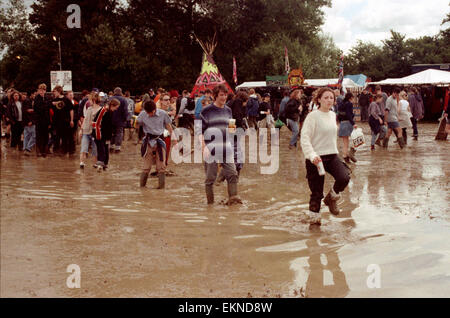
111 125 124 150
23 125 36 151
371 126 387 146
205 162 238 186
287 119 299 146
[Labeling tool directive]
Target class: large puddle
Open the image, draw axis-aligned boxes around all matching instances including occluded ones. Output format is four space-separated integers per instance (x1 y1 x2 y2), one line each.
1 123 449 297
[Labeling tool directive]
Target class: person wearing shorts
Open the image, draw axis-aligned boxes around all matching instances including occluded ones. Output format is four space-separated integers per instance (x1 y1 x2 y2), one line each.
337 93 357 163
79 93 101 168
383 87 405 149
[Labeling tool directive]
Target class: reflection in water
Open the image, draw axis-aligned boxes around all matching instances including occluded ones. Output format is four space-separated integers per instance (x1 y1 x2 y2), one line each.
290 238 350 298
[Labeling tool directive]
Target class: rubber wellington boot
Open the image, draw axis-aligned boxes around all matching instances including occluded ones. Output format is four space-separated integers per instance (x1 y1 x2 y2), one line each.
398 137 405 149
323 189 341 215
157 173 165 189
140 172 149 187
205 185 214 204
348 147 357 163
226 183 242 205
382 137 389 148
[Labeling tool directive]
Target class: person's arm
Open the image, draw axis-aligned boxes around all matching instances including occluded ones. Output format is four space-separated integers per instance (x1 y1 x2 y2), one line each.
300 114 319 164
70 109 74 127
178 98 187 117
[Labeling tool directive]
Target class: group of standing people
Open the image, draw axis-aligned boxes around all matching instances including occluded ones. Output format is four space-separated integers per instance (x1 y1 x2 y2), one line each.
0 84 78 157
366 85 424 150
0 81 438 228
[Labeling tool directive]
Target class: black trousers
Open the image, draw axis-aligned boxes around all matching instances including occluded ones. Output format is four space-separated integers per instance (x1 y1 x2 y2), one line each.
54 125 71 154
305 154 351 211
10 122 23 148
95 139 109 166
36 124 49 155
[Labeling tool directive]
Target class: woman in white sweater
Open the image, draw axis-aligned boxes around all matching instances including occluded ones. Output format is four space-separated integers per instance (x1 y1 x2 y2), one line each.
300 87 351 225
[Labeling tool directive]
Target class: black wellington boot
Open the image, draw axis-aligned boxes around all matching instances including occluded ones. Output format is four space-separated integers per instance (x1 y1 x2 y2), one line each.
205 185 214 204
140 172 149 187
157 173 165 189
226 183 242 205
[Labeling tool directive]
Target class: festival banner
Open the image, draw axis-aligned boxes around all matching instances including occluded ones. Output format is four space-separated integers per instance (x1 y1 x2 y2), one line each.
233 56 238 85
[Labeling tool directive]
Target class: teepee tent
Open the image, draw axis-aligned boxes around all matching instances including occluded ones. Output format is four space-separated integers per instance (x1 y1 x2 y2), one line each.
191 33 233 97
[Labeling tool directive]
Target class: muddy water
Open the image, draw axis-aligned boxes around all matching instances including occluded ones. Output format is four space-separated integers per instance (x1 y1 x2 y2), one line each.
1 123 449 298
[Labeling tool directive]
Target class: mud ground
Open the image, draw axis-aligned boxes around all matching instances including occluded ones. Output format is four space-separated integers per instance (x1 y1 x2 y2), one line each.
1 123 449 297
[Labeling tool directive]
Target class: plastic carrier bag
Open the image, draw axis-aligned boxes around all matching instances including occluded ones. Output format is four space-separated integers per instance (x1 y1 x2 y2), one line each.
350 127 366 149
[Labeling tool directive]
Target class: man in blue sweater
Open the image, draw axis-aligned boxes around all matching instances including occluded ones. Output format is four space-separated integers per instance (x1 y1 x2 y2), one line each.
199 85 242 205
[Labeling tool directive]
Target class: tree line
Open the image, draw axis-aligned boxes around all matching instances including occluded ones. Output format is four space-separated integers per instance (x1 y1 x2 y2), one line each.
0 0 449 94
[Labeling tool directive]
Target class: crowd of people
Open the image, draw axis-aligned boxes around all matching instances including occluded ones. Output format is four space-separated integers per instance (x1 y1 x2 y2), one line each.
0 82 446 226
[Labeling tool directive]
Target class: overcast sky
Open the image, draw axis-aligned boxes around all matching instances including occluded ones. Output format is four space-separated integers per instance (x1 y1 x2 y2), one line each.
322 0 450 53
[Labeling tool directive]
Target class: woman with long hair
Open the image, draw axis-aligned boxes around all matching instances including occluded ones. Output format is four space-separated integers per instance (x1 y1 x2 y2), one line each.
300 87 351 225
7 91 24 149
79 92 101 168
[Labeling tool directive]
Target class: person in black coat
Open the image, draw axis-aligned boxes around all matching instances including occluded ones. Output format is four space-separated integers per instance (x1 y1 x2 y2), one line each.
337 92 357 163
229 91 249 175
285 89 304 149
34 84 51 157
7 90 25 149
51 85 74 155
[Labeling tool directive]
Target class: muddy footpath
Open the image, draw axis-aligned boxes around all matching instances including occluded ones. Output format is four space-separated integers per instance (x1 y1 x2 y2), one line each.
1 123 449 298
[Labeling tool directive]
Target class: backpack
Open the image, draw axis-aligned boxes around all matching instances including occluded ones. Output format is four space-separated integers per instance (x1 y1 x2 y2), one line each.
185 97 195 111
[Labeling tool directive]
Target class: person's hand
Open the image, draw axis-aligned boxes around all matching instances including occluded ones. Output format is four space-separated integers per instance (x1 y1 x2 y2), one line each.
28 122 32 126
379 118 383 124
27 109 33 113
70 121 74 128
444 113 448 118
312 156 321 166
353 125 358 129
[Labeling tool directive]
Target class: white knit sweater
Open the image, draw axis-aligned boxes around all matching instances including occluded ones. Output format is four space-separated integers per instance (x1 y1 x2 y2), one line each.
300 110 339 162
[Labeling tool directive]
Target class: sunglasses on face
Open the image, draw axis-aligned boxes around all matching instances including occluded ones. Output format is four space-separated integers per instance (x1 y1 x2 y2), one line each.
162 98 170 101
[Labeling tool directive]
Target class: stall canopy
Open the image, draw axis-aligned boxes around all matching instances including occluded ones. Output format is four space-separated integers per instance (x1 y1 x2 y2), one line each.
236 78 361 89
368 69 450 86
235 81 267 89
304 78 361 88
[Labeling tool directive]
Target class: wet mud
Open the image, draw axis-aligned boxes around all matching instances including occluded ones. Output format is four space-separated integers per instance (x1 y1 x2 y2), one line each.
1 123 449 297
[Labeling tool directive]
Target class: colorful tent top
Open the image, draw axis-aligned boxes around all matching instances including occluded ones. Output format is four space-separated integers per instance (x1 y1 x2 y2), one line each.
191 33 233 98
191 53 233 97
344 74 368 87
368 69 450 86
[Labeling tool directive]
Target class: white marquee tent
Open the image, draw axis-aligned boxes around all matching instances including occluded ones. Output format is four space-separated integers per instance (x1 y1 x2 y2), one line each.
236 78 361 89
368 69 450 86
